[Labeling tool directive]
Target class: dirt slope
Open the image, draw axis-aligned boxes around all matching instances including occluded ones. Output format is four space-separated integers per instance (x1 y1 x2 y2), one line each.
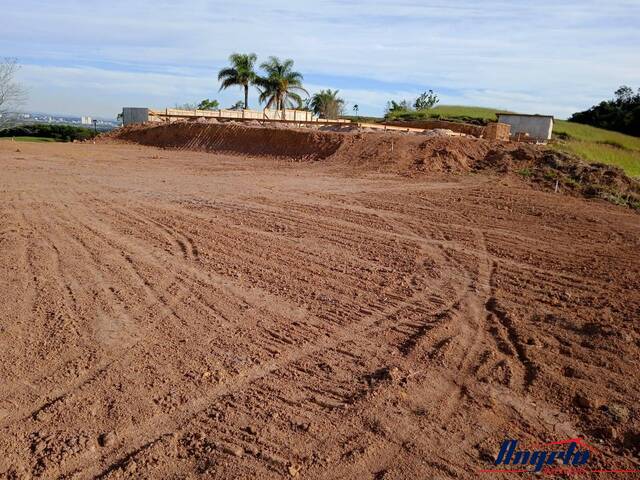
110 122 640 209
0 140 639 479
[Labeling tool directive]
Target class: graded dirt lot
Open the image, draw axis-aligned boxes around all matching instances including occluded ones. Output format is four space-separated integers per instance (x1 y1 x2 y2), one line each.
0 138 639 479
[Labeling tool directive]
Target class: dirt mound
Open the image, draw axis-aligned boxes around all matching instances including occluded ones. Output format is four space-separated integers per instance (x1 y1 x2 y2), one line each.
331 132 491 173
107 122 492 174
106 122 640 209
112 122 344 161
477 145 640 209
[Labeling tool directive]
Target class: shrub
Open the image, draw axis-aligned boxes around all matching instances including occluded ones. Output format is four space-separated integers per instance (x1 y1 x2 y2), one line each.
0 124 98 142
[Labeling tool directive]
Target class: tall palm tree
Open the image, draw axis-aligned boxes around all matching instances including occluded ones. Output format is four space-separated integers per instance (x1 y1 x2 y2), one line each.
217 53 257 109
310 89 345 119
255 57 308 111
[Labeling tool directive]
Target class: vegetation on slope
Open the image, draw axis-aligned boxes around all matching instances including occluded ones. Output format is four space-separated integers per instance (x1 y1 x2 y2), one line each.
552 120 640 178
569 86 640 137
0 124 98 142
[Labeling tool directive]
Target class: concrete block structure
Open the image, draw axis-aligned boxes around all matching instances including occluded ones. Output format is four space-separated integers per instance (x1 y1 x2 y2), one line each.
122 108 150 125
496 113 553 142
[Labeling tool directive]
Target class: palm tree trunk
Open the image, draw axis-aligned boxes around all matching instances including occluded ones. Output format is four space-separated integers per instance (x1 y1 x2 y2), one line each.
244 84 249 110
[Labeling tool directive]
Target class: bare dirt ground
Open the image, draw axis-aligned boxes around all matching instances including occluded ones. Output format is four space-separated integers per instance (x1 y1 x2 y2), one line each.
0 138 639 479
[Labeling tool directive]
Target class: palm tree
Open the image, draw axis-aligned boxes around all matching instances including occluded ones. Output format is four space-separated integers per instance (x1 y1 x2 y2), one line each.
310 89 345 119
217 53 257 110
255 57 308 111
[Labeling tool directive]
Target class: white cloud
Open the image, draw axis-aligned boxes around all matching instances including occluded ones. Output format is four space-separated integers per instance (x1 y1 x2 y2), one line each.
4 0 640 118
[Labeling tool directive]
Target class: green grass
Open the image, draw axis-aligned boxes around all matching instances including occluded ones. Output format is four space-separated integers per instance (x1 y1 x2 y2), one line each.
552 141 640 178
0 136 59 143
551 120 640 178
552 120 640 150
428 105 506 121
385 105 517 124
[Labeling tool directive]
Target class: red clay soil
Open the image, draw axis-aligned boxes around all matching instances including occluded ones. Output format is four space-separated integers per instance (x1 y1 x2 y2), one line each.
0 137 639 479
112 122 640 207
113 123 344 161
110 122 492 172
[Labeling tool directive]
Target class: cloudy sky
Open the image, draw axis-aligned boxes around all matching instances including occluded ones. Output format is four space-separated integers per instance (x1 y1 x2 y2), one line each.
3 0 639 119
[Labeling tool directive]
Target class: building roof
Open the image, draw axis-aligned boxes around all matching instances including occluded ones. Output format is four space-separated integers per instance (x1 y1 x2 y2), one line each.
496 112 554 120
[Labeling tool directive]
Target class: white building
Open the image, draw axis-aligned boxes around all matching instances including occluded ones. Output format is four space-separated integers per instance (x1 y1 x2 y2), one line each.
81 116 93 125
496 113 554 142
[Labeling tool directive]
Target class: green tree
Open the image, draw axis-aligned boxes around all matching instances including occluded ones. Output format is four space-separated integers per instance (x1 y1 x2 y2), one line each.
217 53 258 110
310 89 345 119
255 57 308 110
385 100 411 115
570 86 640 136
414 90 439 110
197 98 219 110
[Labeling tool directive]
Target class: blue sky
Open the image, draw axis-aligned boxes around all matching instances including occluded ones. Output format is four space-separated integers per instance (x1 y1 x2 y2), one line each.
3 0 639 119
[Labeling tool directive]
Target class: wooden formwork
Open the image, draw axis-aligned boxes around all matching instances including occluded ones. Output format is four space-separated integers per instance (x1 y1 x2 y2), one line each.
148 108 352 126
484 122 511 141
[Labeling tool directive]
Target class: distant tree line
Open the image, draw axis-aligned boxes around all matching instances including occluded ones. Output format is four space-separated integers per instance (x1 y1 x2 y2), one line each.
0 124 98 141
570 86 640 137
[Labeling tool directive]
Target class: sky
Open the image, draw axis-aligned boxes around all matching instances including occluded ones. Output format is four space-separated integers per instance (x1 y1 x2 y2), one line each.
3 0 639 119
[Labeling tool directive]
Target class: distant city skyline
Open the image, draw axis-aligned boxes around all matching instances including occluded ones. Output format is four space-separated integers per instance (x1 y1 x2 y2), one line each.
4 0 640 119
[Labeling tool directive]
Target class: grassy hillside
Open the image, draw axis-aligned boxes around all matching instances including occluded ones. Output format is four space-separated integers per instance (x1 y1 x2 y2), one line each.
397 105 640 178
429 105 502 121
385 105 506 124
552 120 640 177
553 120 640 149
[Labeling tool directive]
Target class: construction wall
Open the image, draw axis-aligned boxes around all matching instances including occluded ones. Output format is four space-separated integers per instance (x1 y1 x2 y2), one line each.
383 119 485 137
497 114 553 141
154 108 319 122
141 108 351 124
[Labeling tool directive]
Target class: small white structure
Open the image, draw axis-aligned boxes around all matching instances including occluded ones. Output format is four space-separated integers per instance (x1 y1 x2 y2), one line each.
122 108 150 125
496 113 554 142
81 116 93 125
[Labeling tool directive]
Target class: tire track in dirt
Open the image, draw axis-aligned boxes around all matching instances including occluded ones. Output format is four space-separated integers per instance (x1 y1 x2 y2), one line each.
0 205 143 430
2 142 639 479
51 202 473 478
85 219 495 479
60 288 458 478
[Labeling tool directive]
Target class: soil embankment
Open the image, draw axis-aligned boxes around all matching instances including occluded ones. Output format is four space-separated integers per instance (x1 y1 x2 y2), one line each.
110 122 640 209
